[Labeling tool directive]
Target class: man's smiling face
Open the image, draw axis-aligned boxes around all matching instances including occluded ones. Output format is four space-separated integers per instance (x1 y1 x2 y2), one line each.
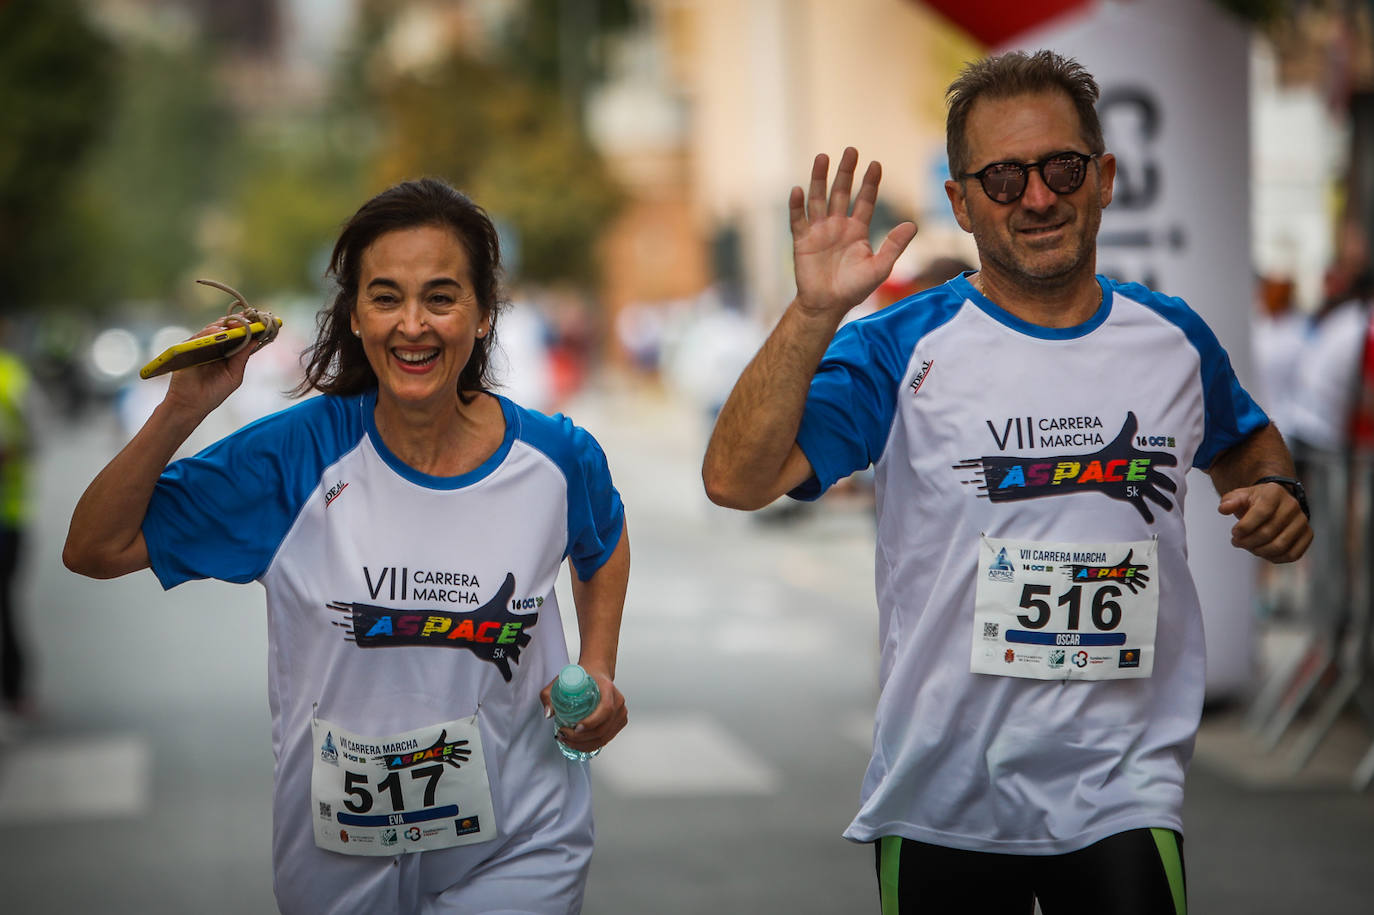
946 90 1116 295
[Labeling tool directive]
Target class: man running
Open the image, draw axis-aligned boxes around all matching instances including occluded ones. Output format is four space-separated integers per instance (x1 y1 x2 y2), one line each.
703 49 1311 914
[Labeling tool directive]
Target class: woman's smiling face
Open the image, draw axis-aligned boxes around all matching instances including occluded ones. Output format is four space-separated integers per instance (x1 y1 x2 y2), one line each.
350 224 489 411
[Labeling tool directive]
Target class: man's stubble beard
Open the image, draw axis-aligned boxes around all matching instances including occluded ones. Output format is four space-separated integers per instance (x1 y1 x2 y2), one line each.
971 201 1104 297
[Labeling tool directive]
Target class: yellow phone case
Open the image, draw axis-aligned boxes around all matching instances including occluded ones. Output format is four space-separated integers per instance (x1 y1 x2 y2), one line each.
138 316 284 379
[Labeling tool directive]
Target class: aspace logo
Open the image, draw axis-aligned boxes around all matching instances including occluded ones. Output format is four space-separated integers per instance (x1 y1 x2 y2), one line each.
319 732 339 765
383 730 473 771
952 413 1178 522
1065 550 1151 594
328 573 535 681
986 547 1016 582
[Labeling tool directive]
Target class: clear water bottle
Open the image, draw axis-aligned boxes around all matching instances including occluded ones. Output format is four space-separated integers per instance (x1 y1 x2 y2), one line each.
550 663 601 762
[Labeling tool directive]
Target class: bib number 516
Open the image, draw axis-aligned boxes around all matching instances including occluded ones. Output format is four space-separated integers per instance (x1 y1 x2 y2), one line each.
1017 584 1122 631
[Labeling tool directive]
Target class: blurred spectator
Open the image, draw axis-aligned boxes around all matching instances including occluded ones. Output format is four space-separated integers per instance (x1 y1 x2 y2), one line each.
1289 220 1372 454
489 296 556 414
1280 216 1371 642
1337 214 1374 454
616 301 670 374
1289 299 1368 452
1251 274 1306 441
663 287 766 421
1349 297 1374 453
0 335 34 725
544 294 594 404
29 313 91 418
1251 274 1311 618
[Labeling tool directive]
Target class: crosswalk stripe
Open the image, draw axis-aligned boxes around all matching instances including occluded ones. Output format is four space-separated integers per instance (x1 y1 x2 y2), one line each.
0 734 150 824
592 713 780 796
716 620 831 655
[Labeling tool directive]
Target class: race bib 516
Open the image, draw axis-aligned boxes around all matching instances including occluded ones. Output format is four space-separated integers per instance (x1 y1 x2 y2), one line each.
971 536 1159 680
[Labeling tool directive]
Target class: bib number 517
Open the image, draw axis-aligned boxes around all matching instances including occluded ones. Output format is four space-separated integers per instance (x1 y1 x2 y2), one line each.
342 765 445 813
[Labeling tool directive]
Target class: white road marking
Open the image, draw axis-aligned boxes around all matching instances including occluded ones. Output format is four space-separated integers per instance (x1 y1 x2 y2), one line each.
0 734 150 824
715 619 831 655
593 713 780 796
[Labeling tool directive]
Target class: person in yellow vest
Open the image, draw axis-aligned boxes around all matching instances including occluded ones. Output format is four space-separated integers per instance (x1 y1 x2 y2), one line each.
0 344 32 720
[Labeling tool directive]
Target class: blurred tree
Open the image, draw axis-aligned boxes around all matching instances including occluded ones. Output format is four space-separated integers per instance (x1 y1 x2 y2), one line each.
370 52 621 287
471 102 623 288
493 0 639 122
1212 0 1291 25
0 0 115 313
495 0 638 86
224 120 370 294
67 31 233 309
354 0 628 288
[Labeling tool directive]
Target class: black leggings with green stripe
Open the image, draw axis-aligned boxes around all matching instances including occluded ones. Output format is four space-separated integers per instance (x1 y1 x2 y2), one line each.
875 828 1187 915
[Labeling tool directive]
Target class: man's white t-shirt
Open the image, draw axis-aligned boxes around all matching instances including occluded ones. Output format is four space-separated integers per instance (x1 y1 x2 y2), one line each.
794 273 1267 854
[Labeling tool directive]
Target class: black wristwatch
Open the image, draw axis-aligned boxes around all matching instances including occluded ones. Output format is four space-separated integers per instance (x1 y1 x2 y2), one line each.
1253 475 1311 520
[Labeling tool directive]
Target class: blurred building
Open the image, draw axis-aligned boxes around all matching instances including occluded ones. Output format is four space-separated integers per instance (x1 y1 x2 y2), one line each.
588 0 979 339
76 0 1374 354
590 0 1374 333
88 0 357 112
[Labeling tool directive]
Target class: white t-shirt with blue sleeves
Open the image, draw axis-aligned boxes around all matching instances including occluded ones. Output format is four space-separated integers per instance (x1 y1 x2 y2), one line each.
143 389 623 904
795 273 1266 854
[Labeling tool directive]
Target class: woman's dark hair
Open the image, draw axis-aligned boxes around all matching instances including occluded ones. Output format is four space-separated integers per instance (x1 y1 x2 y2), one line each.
297 177 505 401
945 49 1105 179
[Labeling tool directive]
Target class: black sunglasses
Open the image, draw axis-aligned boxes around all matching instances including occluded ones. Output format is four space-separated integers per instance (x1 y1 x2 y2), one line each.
961 151 1097 204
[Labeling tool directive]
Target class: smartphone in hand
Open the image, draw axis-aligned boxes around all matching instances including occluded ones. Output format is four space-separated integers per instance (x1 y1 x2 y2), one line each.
138 315 284 379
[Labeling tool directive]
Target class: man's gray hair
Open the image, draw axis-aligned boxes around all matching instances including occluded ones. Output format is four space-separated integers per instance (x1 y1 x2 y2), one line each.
946 49 1105 178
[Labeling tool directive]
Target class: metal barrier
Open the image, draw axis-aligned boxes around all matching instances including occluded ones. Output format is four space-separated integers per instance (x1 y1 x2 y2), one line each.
1245 447 1374 790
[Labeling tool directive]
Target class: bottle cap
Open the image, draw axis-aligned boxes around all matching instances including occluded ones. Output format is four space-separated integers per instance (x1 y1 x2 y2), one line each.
558 664 591 696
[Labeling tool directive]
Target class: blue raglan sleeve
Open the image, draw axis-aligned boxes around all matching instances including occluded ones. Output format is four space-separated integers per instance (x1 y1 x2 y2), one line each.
142 396 356 589
564 424 625 581
790 308 922 501
1127 282 1270 469
517 407 625 582
1195 340 1270 470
